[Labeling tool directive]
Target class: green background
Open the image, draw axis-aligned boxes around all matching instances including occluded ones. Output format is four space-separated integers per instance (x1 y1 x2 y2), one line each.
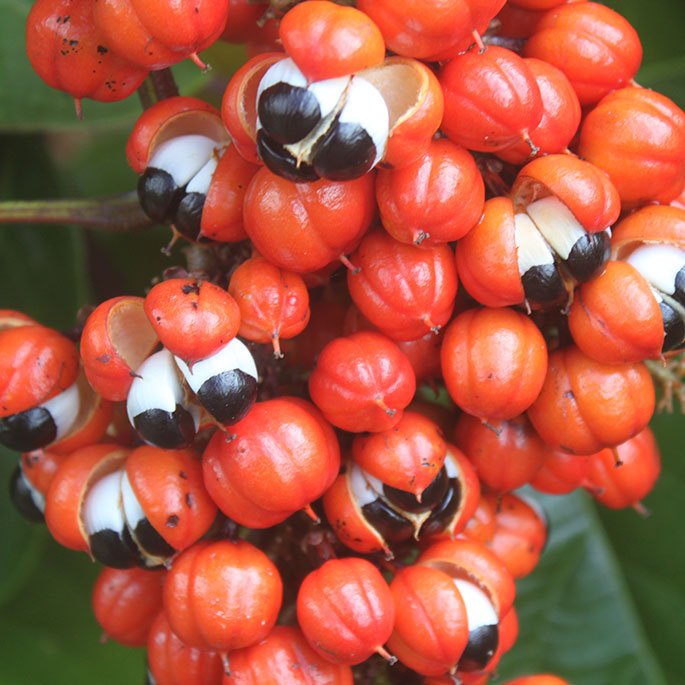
1 1 684 683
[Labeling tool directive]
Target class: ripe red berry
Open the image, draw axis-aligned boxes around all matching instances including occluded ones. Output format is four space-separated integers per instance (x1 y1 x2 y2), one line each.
164 539 282 652
578 87 685 206
144 278 240 364
440 46 543 153
347 229 458 341
376 137 485 246
279 1 385 81
352 411 446 499
441 307 548 420
202 398 340 528
224 625 354 684
523 1 642 106
308 331 417 433
358 0 506 61
147 611 223 685
92 0 230 70
26 0 148 114
244 168 375 273
527 345 655 454
387 564 468 676
297 558 396 665
454 413 546 493
228 256 310 357
92 567 164 647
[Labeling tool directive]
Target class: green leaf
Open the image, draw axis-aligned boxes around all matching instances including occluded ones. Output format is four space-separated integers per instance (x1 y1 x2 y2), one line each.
0 451 45 608
0 540 144 685
497 489 667 685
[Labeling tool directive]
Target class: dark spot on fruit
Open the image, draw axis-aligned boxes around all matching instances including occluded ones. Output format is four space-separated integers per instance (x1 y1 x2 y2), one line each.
166 515 179 528
97 45 108 54
181 282 201 296
179 470 188 479
185 493 194 508
96 353 112 363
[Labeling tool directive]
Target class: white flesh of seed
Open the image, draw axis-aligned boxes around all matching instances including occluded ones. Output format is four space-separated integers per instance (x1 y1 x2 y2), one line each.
348 462 384 507
307 76 351 121
20 470 46 513
174 337 258 394
185 155 219 195
256 58 309 133
514 212 555 275
121 470 146 532
148 135 218 187
127 349 185 422
525 196 586 261
626 244 685 297
444 448 459 478
83 470 126 537
339 76 389 167
453 578 498 632
40 379 81 441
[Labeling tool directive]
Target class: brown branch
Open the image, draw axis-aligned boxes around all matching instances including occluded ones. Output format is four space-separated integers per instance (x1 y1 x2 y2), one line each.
0 192 152 233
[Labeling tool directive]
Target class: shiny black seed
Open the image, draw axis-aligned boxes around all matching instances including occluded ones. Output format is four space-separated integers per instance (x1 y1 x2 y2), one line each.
419 477 462 538
384 468 448 514
89 527 140 569
138 168 182 223
521 263 566 308
361 498 414 543
563 231 610 283
9 466 44 523
0 407 56 452
174 192 206 242
312 121 376 181
458 624 499 672
257 131 319 182
133 406 196 449
673 267 685 307
197 369 258 425
258 83 321 144
660 300 685 352
145 668 156 685
134 518 176 558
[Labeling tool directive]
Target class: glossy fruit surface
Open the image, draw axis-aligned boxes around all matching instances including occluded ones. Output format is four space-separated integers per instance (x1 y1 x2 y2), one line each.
441 308 548 420
297 557 395 665
164 539 282 651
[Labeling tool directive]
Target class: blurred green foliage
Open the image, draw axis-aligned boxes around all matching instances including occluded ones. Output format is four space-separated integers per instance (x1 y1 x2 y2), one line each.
0 0 684 683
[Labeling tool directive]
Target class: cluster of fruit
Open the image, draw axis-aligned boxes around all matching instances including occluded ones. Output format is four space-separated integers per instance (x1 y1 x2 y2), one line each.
13 0 685 682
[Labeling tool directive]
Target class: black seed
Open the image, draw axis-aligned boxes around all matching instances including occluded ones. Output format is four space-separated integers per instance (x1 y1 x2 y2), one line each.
563 231 610 283
257 130 319 182
312 121 376 181
521 263 566 308
258 82 321 144
138 168 182 223
458 624 499 672
361 499 414 543
133 406 196 449
673 267 685 307
174 192 206 242
197 369 258 426
134 518 176 558
146 668 157 685
660 301 685 352
0 407 56 452
9 466 44 523
419 477 462 538
383 468 448 514
89 528 140 569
